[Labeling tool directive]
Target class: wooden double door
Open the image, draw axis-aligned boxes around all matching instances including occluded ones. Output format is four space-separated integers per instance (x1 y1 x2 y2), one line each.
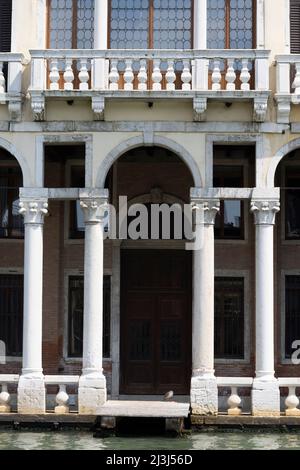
120 250 192 395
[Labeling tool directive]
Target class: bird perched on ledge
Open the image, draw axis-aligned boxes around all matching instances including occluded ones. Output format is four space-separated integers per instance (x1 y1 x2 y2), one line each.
163 390 174 401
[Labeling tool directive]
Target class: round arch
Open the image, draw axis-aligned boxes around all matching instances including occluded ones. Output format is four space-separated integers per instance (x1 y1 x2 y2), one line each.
267 138 300 187
96 135 202 188
0 136 31 186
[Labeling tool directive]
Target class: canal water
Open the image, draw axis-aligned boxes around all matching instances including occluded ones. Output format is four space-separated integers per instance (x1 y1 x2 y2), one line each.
1 430 300 450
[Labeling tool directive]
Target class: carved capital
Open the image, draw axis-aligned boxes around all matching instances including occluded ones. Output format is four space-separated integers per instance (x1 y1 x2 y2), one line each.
92 95 105 121
250 199 280 225
191 199 220 225
193 96 207 122
19 199 49 224
80 198 108 224
253 96 268 122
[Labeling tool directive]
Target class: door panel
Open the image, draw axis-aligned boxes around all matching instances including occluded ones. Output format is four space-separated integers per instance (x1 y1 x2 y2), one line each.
120 250 191 395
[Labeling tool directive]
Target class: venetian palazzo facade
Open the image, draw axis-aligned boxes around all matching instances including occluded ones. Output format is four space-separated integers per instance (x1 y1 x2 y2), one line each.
1 0 300 418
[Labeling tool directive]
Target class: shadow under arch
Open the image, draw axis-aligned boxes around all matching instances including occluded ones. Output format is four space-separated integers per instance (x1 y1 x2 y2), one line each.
96 135 202 188
267 138 300 188
0 136 31 186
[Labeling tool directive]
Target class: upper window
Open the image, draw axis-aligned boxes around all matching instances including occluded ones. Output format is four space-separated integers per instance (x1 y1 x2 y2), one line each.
0 166 23 239
48 0 94 49
0 274 23 357
290 0 300 53
214 165 244 240
285 166 300 240
0 0 12 53
207 0 254 49
109 0 192 49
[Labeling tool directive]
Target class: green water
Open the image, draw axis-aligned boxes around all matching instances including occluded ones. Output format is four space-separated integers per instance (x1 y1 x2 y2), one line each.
1 430 300 450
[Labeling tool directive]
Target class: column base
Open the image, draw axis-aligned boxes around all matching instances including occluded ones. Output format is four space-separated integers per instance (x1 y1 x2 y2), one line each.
190 376 218 416
78 374 107 415
251 378 280 417
17 375 46 414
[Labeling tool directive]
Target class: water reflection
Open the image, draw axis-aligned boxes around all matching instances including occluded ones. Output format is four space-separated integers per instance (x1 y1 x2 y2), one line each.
1 430 300 450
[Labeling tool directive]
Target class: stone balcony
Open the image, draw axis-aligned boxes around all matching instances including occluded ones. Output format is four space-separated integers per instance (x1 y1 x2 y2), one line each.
0 53 26 122
29 48 270 122
276 54 300 123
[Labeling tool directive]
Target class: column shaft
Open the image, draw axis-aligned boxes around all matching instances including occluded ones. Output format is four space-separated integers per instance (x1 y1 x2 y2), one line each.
17 198 48 414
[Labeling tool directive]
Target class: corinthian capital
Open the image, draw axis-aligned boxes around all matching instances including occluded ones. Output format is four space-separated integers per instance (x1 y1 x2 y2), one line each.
80 198 109 224
191 199 220 225
250 200 280 225
19 199 49 224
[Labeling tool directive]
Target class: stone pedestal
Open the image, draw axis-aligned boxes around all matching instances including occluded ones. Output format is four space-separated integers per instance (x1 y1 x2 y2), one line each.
190 376 218 416
17 375 46 414
78 374 107 415
252 379 280 417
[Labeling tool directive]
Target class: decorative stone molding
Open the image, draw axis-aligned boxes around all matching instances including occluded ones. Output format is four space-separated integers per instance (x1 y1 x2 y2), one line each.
193 96 207 121
19 199 49 224
191 199 220 225
250 199 280 225
31 92 45 121
8 96 22 122
275 95 291 124
254 95 268 122
92 95 105 120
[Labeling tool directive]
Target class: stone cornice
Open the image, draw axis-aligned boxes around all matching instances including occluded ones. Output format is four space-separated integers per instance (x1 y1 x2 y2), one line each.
18 199 49 224
250 199 280 225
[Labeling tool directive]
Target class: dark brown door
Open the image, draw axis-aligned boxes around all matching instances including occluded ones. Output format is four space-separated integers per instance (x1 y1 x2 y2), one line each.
120 250 191 395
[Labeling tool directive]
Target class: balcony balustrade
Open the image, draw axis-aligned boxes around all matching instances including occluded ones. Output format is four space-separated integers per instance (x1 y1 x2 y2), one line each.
29 49 270 122
276 54 300 123
0 53 26 122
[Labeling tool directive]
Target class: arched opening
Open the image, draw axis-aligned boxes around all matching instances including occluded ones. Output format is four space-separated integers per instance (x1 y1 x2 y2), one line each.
107 145 194 395
274 148 300 371
0 147 24 364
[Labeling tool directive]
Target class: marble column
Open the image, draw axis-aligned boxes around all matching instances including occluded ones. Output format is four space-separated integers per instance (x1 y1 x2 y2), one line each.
250 198 280 416
17 198 48 414
78 190 109 414
190 199 220 415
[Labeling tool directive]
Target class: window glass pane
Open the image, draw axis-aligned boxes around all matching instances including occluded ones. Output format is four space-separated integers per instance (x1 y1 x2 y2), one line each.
77 0 94 49
153 0 192 49
49 0 94 49
215 277 244 359
0 275 23 356
110 0 150 49
207 0 226 49
285 276 300 358
68 276 111 358
223 200 242 238
229 0 253 49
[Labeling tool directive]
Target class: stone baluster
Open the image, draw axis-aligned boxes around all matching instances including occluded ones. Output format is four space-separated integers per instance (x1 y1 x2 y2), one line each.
49 59 60 91
109 60 119 90
240 59 251 91
0 384 11 413
55 384 70 414
212 60 221 90
166 60 176 91
152 59 162 91
181 60 192 91
292 62 300 95
227 387 242 415
79 59 90 91
0 62 6 94
63 58 74 91
285 386 300 416
124 59 134 91
225 59 236 91
138 59 148 91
